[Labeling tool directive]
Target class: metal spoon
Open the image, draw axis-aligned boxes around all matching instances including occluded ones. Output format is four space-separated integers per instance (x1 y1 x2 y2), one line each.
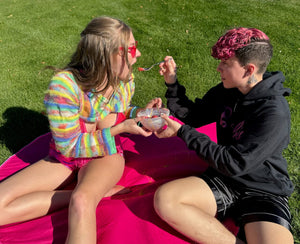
138 61 164 72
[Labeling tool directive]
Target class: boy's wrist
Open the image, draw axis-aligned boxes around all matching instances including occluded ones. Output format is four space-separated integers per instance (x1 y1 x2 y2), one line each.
165 79 178 87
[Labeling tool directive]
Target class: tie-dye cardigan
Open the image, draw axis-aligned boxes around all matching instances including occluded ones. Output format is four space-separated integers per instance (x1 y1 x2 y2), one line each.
44 71 137 158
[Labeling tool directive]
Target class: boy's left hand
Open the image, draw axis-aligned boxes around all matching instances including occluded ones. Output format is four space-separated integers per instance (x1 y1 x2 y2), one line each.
154 114 182 138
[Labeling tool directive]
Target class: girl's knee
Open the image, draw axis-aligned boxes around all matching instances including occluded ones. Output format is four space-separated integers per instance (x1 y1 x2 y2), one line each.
0 187 15 212
69 190 96 217
0 195 14 225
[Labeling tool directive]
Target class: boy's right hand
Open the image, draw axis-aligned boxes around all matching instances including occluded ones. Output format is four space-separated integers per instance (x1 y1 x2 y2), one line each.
159 56 177 85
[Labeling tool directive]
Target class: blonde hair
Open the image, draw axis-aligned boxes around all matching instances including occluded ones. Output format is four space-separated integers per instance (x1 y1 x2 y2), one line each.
67 16 132 92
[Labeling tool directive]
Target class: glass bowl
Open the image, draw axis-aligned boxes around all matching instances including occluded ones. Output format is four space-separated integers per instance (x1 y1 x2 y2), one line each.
137 108 170 131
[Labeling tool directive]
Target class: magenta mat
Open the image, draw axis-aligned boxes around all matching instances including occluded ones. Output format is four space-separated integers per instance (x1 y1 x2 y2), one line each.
0 121 238 243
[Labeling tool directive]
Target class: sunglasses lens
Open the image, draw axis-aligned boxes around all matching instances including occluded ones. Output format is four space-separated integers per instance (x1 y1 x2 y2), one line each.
131 47 136 58
125 41 138 58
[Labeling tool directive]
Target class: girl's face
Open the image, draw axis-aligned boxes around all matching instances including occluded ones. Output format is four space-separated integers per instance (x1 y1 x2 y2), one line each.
216 56 252 94
112 32 141 81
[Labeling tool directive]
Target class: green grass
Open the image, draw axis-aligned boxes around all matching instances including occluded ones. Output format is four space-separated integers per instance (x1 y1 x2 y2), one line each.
0 0 299 242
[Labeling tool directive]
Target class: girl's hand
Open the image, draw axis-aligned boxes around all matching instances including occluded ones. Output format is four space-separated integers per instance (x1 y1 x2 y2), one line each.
133 98 162 120
111 118 152 137
145 97 162 109
154 114 182 138
159 56 177 85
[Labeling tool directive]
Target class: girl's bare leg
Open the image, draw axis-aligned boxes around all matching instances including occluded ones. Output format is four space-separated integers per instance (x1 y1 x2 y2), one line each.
0 158 74 225
154 176 245 244
66 154 125 244
104 184 130 197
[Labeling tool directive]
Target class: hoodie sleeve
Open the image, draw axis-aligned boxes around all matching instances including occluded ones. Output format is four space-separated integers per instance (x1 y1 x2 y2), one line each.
177 99 291 177
165 81 220 127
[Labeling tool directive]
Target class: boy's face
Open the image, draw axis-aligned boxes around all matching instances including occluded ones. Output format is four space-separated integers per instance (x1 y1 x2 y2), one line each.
216 56 249 91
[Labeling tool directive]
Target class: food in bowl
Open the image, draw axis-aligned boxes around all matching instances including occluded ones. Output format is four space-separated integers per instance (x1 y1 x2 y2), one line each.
137 108 170 131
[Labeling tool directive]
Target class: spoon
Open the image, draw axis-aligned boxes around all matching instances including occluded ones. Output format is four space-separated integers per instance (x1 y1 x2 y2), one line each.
138 61 164 72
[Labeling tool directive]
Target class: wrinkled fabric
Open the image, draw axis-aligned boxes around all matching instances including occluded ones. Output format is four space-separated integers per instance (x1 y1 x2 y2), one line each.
0 120 238 244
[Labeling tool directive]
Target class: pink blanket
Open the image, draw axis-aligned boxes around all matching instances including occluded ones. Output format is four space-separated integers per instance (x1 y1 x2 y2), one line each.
0 122 238 243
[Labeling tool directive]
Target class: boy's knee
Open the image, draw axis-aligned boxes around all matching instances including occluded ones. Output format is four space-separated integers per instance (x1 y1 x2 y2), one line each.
154 184 179 219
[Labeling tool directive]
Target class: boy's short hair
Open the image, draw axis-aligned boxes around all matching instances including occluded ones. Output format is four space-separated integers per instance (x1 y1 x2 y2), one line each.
211 27 273 74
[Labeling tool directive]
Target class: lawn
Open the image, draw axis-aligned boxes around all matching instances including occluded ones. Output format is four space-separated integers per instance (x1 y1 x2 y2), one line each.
0 0 299 242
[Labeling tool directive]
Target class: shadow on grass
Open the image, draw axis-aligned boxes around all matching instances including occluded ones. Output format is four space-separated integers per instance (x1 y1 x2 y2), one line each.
0 107 50 154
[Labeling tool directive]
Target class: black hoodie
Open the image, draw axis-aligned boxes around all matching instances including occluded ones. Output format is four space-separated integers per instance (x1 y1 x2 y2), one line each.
166 71 294 196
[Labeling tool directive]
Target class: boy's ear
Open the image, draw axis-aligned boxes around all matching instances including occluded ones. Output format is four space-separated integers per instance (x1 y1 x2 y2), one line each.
245 63 256 77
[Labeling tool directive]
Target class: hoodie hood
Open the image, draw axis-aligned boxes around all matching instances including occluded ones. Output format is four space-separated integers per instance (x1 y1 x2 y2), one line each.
244 71 291 101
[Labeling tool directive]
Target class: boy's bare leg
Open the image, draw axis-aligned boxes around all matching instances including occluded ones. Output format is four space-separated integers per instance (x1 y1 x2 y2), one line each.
154 176 245 244
245 221 294 244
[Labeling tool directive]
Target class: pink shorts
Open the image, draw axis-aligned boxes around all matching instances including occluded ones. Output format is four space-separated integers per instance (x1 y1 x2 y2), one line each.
49 113 126 171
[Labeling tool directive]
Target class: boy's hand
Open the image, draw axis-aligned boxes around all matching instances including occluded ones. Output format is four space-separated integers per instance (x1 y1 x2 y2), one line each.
154 114 182 138
159 56 177 85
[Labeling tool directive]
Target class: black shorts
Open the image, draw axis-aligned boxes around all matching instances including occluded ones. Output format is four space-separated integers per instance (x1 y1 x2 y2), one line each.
200 170 292 234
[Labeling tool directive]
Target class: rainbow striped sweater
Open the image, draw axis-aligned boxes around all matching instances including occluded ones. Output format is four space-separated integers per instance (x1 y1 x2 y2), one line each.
44 71 135 158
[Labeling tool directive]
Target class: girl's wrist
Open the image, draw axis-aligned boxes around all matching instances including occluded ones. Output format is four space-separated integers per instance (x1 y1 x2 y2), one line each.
110 123 124 137
129 106 139 118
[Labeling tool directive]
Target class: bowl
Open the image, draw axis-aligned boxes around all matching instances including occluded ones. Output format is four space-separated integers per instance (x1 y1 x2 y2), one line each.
137 108 170 131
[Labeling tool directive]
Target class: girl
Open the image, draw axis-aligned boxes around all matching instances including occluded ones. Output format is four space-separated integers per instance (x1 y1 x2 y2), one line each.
0 16 159 243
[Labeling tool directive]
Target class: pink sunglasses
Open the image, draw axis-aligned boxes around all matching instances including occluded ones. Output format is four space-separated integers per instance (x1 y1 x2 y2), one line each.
119 41 138 58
